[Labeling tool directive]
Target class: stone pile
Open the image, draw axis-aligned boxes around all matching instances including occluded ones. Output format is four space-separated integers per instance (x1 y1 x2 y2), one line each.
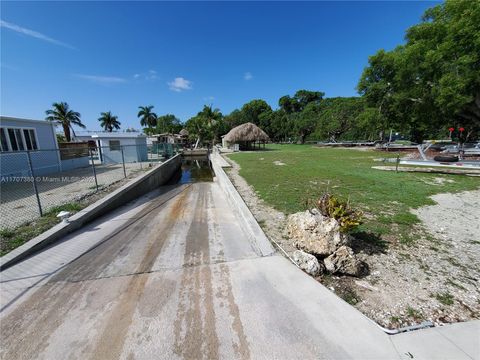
286 209 366 276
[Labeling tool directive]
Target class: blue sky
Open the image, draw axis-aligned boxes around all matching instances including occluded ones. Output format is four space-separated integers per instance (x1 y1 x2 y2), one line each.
1 1 438 131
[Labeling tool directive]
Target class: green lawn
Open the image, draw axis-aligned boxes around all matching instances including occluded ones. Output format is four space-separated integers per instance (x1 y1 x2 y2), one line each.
228 144 480 244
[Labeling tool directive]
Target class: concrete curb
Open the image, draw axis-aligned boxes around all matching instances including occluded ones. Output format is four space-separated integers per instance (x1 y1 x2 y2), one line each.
0 155 182 271
210 150 275 257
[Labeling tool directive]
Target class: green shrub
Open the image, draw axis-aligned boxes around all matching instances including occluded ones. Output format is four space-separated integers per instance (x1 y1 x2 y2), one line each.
316 193 363 233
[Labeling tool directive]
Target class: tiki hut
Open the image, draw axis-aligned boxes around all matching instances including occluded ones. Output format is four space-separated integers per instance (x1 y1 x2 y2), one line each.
223 122 270 150
179 128 189 137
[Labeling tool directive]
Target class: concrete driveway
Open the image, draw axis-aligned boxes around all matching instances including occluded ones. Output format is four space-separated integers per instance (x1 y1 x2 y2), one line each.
1 180 475 359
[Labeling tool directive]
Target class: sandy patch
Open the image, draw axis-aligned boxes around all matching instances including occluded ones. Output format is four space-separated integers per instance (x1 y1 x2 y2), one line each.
419 177 456 186
413 190 480 247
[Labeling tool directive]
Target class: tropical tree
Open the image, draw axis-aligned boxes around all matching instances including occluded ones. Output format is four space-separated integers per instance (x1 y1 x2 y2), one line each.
138 105 157 134
156 114 183 134
198 105 224 144
312 97 366 142
45 102 85 142
358 0 480 142
185 105 224 147
279 90 324 114
98 111 121 132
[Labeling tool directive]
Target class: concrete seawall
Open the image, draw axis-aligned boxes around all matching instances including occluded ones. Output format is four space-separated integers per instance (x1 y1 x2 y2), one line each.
0 155 182 270
210 150 274 257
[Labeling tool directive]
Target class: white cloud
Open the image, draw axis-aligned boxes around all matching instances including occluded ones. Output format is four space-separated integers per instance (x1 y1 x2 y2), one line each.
146 70 158 80
244 72 253 80
168 77 193 92
74 74 127 84
133 70 158 81
0 19 76 50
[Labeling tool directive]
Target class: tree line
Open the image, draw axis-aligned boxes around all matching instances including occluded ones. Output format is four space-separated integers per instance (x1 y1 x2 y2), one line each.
187 0 479 144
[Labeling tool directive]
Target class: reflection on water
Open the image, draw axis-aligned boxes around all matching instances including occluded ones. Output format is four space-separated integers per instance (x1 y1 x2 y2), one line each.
179 157 213 183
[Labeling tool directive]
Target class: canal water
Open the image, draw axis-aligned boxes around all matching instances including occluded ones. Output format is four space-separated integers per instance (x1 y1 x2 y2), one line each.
169 157 214 184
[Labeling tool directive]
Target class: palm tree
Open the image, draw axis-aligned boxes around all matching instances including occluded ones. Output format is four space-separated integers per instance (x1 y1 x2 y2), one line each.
199 105 223 145
98 111 121 132
138 105 157 134
186 105 223 148
45 102 85 142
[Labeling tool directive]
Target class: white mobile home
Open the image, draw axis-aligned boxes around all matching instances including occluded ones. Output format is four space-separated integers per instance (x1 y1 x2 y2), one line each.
0 116 60 177
75 132 148 164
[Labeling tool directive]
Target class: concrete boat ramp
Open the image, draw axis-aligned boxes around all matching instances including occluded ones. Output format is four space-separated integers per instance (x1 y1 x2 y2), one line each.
1 155 478 359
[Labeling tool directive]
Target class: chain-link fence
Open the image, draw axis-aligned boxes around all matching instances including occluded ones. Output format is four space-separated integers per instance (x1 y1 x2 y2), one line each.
0 143 179 230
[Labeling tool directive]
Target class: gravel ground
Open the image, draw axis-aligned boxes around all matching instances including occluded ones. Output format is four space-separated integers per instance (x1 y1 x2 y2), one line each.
225 155 480 329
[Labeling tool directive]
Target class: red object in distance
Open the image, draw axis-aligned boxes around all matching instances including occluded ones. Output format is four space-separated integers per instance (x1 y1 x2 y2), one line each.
459 127 465 132
449 127 454 132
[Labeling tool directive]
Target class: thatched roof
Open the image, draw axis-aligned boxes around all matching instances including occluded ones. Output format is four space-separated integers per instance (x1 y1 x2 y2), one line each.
179 128 189 136
224 122 270 143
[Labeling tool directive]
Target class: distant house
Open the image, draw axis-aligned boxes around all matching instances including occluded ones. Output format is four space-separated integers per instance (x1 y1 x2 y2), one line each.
75 132 148 164
147 130 189 146
0 116 61 177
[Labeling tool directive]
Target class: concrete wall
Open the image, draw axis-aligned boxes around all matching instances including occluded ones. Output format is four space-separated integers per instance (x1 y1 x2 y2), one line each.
0 154 182 270
210 150 274 257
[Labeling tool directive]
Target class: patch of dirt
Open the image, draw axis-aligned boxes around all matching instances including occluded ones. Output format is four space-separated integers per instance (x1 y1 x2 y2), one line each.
225 155 480 329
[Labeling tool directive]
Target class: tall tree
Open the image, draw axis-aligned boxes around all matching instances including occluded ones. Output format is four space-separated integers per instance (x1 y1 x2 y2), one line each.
358 0 480 142
45 102 85 142
156 114 183 134
185 105 224 146
240 100 272 125
98 111 121 132
310 97 367 141
279 90 324 114
278 90 325 143
138 105 158 134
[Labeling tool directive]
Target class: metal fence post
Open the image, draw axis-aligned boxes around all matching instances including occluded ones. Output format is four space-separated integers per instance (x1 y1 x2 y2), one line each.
90 148 99 191
26 150 43 217
121 146 127 178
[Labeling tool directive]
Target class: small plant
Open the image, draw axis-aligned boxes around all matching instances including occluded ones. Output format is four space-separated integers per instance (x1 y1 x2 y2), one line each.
315 193 363 233
339 288 361 305
435 292 454 305
406 306 423 320
389 316 402 325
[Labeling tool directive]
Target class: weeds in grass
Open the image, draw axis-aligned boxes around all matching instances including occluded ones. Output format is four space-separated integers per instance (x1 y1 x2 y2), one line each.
257 219 266 228
406 307 423 320
445 279 466 291
0 202 85 256
435 292 455 305
389 316 402 325
339 288 361 305
419 263 430 271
